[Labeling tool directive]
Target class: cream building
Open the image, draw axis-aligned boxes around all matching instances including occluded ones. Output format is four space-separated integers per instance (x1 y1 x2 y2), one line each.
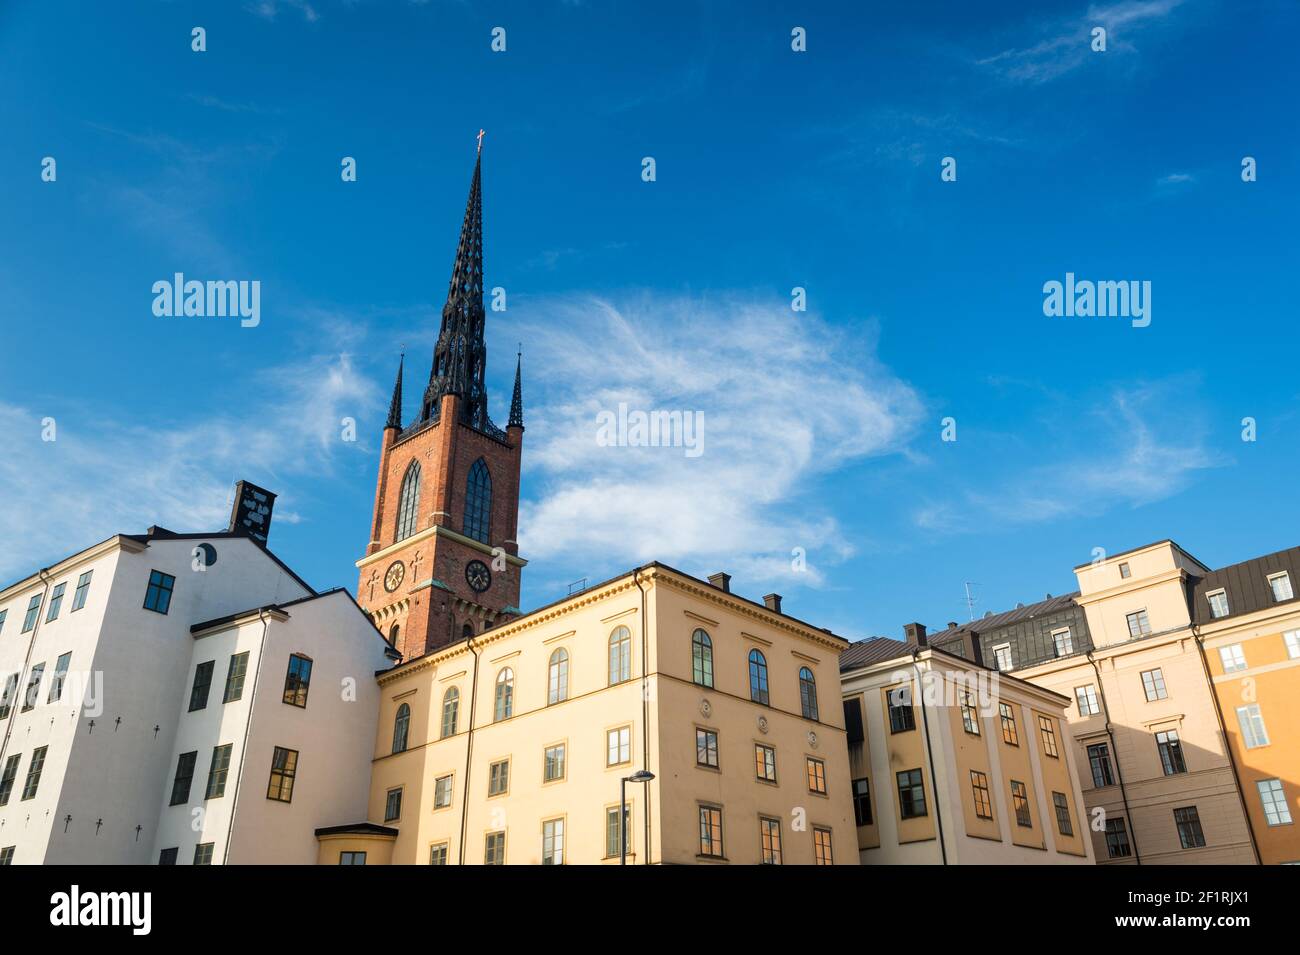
316 564 857 865
840 632 1094 864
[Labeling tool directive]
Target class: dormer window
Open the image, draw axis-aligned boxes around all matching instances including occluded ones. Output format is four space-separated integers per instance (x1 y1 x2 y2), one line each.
1207 589 1229 619
1268 572 1293 602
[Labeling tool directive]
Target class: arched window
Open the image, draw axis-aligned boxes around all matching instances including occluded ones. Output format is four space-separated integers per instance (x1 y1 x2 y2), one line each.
441 687 459 739
548 648 569 705
692 629 714 687
462 622 474 640
748 649 769 705
799 666 819 721
389 623 400 647
608 626 632 685
463 458 492 544
494 667 514 721
392 702 410 754
395 461 421 542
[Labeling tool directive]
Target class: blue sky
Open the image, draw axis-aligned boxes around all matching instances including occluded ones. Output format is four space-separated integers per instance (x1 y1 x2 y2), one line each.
2 0 1298 641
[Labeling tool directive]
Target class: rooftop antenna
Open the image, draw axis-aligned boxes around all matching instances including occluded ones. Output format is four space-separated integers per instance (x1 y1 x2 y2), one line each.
963 582 980 622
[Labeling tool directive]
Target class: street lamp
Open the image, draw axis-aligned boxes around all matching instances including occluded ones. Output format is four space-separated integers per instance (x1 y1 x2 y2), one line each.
620 770 655 865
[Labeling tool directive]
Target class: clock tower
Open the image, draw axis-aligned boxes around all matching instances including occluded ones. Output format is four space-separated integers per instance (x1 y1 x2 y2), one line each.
357 141 526 660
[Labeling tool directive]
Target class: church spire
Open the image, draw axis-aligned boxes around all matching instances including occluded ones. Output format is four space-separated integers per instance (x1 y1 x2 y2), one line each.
386 352 404 430
509 348 524 430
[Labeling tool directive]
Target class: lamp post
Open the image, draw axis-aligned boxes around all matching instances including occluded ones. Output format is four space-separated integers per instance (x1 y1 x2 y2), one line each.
620 770 655 865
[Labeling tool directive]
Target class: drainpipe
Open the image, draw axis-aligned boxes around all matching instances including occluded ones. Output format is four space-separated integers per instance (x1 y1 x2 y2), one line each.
1087 650 1141 864
910 647 947 865
0 569 52 771
458 632 480 865
222 608 273 864
1192 625 1262 865
634 567 653 865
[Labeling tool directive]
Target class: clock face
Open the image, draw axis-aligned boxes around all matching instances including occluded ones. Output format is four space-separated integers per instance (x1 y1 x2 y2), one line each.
384 560 405 593
465 560 491 593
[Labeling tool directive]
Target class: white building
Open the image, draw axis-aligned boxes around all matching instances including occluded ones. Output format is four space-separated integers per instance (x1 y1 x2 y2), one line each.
0 482 394 865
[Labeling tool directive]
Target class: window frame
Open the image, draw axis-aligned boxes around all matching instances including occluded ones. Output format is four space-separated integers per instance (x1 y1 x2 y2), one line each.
970 770 993 820
1010 779 1032 828
266 746 299 803
1257 778 1293 826
1075 684 1100 716
1206 589 1230 619
606 725 632 767
71 570 93 612
143 570 176 615
282 653 313 708
543 742 567 783
695 727 719 769
493 667 514 722
1038 714 1059 758
441 686 460 738
697 805 724 859
798 666 819 721
852 777 873 826
1140 667 1168 702
998 702 1020 746
1126 609 1151 637
1174 805 1207 849
896 768 927 819
392 702 411 754
755 743 777 783
759 816 782 865
748 649 770 705
547 647 569 705
1052 791 1073 837
1155 728 1187 775
1268 571 1294 602
691 628 714 687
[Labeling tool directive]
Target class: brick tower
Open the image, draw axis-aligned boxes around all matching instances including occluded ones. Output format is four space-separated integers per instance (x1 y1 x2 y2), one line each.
357 140 526 660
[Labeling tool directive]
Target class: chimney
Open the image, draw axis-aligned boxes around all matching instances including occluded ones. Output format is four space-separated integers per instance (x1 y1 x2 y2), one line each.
904 622 928 647
708 572 732 593
228 480 277 546
763 593 782 614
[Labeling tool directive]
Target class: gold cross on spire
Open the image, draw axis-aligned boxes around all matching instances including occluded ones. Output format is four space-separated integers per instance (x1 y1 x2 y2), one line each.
477 129 486 154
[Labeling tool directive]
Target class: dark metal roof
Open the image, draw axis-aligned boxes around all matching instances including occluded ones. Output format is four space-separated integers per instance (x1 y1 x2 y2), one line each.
314 822 398 838
926 592 1081 645
1191 545 1300 625
840 637 913 672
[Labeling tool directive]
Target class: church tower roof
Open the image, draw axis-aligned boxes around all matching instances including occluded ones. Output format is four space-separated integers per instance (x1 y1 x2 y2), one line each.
385 352 404 430
509 350 524 430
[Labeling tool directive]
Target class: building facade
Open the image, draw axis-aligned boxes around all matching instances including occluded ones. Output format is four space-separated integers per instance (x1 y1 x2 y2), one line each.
840 633 1094 864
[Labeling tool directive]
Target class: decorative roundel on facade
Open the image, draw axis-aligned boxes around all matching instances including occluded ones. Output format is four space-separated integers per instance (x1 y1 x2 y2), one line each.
699 699 712 718
194 542 217 568
807 731 819 749
465 559 492 593
383 560 405 592
757 715 770 734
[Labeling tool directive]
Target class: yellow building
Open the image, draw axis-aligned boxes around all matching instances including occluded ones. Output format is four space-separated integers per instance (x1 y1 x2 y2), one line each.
317 564 856 865
840 631 1094 864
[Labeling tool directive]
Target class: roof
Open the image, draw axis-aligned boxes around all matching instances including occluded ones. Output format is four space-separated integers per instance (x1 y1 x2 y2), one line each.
840 637 912 671
1071 538 1209 572
1191 545 1300 626
314 822 398 838
926 592 1081 645
190 587 398 657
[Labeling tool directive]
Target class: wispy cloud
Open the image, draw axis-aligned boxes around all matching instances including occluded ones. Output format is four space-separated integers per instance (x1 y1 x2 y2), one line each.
246 0 320 22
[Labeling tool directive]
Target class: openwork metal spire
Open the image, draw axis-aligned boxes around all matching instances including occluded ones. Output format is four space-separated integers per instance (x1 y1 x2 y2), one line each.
386 352 404 430
509 348 524 429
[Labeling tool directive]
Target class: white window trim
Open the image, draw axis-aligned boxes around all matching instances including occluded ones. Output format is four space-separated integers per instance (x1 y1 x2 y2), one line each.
1220 644 1248 673
1206 589 1230 618
1285 630 1300 660
1051 627 1074 656
1268 572 1294 602
1126 609 1151 636
992 643 1014 671
1236 704 1269 749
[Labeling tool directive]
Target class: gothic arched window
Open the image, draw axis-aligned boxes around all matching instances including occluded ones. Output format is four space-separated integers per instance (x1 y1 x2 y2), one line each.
392 702 410 754
548 648 569 705
749 649 769 705
799 666 819 721
395 461 421 542
692 629 714 688
463 458 492 544
389 623 400 647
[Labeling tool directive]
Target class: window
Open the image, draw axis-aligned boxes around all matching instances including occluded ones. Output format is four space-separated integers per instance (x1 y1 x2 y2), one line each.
1141 668 1168 702
1206 589 1230 619
205 744 233 799
748 649 769 705
960 692 980 735
429 844 449 865
21 663 44 712
488 759 510 796
1126 609 1151 637
1258 779 1292 826
283 654 312 707
544 744 566 782
897 769 927 818
461 622 472 640
0 846 12 866
0 674 16 721
143 570 175 614
606 805 632 858
494 668 514 721
1052 627 1074 657
606 726 631 766
798 667 819 720
21 746 47 800
463 458 492 544
1038 715 1059 758
608 626 632 685
158 848 178 865
392 703 410 753
390 623 401 647
21 594 41 632
1010 780 1032 827
1269 572 1294 602
992 643 1014 671
999 702 1019 746
1220 644 1247 673
48 651 72 703
484 831 506 865
1156 729 1187 775
169 751 197 806
755 744 777 783
1174 806 1206 849
1087 742 1115 788
691 629 713 687
696 728 719 769
266 747 298 802
45 582 66 622
1119 562 1132 579
395 460 421 542
547 648 569 704
193 843 215 865
384 787 403 822
0 610 5 634
813 828 834 865
541 818 565 865
970 770 993 820
759 817 782 864
806 757 827 794
1075 684 1100 716
434 774 453 809
339 851 366 865
0 755 21 806
222 651 249 703
1285 630 1300 660
441 687 459 738
71 570 92 611
1236 704 1269 748
1053 792 1074 836
888 687 915 733
189 661 214 712
698 806 724 858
